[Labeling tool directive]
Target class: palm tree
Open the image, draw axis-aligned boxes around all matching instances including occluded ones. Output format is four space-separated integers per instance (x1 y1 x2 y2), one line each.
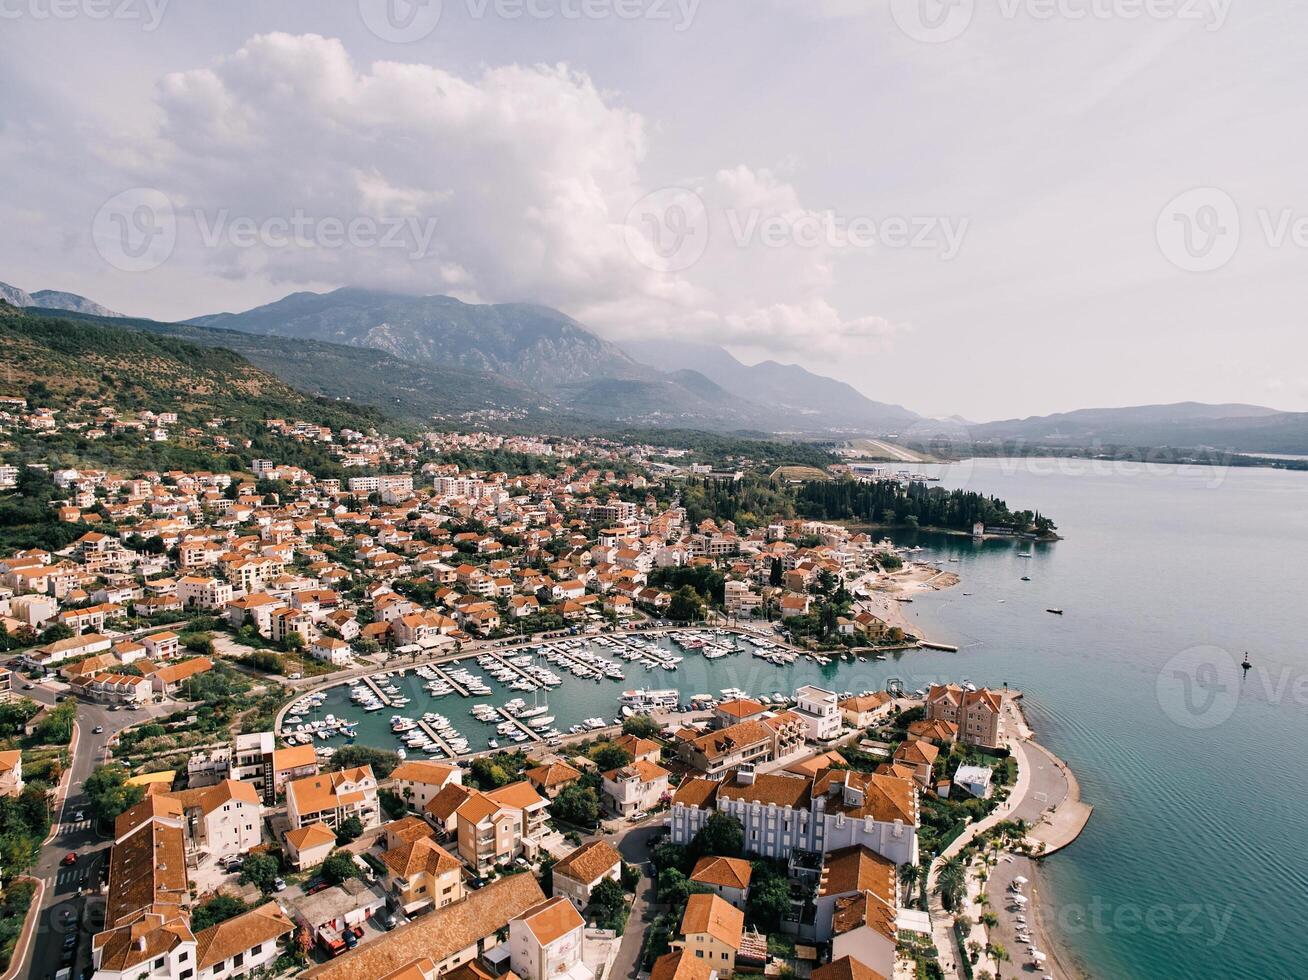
898 862 922 905
937 856 967 911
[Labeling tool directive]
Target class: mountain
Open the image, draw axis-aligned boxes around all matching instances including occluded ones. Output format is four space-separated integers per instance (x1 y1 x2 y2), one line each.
188 288 643 393
0 279 123 317
621 339 918 432
969 403 1308 455
22 308 551 426
185 288 813 430
0 303 393 446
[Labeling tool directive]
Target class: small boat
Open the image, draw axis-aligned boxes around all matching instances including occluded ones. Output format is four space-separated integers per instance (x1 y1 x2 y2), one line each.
1241 653 1252 670
1021 576 1031 582
1046 608 1064 616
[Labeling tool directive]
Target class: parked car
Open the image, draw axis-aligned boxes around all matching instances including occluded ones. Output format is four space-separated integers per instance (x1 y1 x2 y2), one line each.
273 878 286 892
62 852 78 866
21 684 33 690
62 933 78 952
92 726 104 734
73 810 84 822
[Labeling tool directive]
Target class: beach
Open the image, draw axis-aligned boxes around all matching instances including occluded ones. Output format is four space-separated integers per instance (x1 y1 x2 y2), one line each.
855 560 961 636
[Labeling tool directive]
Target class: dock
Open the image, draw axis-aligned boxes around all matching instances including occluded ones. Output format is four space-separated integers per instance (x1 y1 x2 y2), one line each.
495 706 541 743
486 652 544 687
361 675 394 707
413 718 458 757
428 664 469 697
920 641 960 653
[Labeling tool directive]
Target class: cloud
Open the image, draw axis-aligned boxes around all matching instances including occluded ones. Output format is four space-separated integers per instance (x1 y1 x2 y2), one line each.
85 32 902 355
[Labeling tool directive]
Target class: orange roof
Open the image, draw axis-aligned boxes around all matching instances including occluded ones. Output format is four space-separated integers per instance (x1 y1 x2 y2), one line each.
486 780 546 810
287 766 374 816
716 698 765 719
518 895 584 946
671 778 719 809
195 901 294 970
680 893 743 950
382 837 461 879
818 845 897 900
553 840 621 886
690 856 752 891
812 956 889 980
272 742 319 773
650 951 716 980
390 760 459 786
286 821 337 852
832 890 898 942
425 782 473 822
523 761 582 789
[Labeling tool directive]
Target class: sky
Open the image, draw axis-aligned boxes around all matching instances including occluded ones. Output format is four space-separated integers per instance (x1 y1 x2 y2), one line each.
1 0 1306 421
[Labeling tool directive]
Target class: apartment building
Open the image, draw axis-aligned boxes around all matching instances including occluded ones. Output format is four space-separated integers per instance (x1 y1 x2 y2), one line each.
391 759 463 811
509 896 589 980
454 781 549 874
601 758 671 817
0 750 23 798
286 765 380 832
177 575 234 611
165 779 263 866
382 836 466 915
673 894 746 977
794 686 842 742
669 767 919 868
925 685 1006 750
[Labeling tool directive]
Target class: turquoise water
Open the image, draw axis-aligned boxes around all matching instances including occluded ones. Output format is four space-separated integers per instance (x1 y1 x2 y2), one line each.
291 458 1306 979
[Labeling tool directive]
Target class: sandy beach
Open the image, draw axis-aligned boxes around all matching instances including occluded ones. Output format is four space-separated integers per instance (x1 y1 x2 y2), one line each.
856 561 960 637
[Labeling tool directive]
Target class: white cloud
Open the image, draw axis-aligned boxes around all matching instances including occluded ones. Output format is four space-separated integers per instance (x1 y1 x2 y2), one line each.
72 31 900 356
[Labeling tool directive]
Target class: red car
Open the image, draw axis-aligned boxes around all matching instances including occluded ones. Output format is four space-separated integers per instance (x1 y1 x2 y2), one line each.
62 852 78 866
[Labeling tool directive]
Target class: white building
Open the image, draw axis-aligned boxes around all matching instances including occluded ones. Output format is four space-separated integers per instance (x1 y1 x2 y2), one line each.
509 896 592 980
794 685 842 742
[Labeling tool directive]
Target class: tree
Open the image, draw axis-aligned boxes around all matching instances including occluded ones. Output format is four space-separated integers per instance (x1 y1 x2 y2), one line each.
621 862 642 892
667 586 704 623
590 744 633 773
470 756 511 789
330 746 401 778
239 853 280 893
656 868 690 907
689 812 744 861
281 632 304 652
589 877 628 932
936 856 967 911
552 785 600 828
621 715 660 740
769 557 784 587
540 855 556 896
335 816 363 845
379 789 407 821
745 861 790 931
322 851 363 885
191 895 251 931
84 765 144 828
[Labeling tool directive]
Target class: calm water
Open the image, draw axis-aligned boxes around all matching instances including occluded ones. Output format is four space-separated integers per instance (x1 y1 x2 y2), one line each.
293 458 1306 979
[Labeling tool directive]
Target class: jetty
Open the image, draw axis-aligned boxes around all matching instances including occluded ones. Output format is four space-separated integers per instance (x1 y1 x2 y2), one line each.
413 718 457 757
486 651 540 685
920 640 960 652
361 675 394 707
428 664 469 697
495 706 541 743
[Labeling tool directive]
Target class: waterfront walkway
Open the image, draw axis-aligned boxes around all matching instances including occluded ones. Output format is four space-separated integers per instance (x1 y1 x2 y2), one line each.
926 695 1090 980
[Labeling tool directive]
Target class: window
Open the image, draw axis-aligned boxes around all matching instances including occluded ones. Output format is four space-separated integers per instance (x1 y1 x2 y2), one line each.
695 950 704 959
252 944 262 956
180 971 193 980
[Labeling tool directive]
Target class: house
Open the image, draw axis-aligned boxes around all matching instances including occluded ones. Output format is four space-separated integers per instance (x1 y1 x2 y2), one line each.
905 719 958 744
32 632 112 667
0 750 23 797
146 657 214 695
612 734 662 765
673 894 745 976
141 631 180 661
284 821 337 870
177 575 233 611
294 877 389 956
193 902 295 980
811 955 889 980
794 686 842 742
382 836 465 915
299 873 546 980
952 765 993 800
650 950 719 980
391 759 462 811
522 760 582 799
286 766 380 832
310 636 353 666
676 720 776 777
839 693 893 729
889 739 938 788
272 743 321 795
601 759 670 817
454 781 549 874
689 856 752 910
714 698 768 729
551 839 622 911
925 685 1006 750
425 781 475 836
509 895 590 980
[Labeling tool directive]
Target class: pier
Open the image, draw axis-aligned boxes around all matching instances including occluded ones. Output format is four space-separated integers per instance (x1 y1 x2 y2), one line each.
486 651 545 687
428 663 470 697
413 718 458 757
494 706 541 743
361 675 394 707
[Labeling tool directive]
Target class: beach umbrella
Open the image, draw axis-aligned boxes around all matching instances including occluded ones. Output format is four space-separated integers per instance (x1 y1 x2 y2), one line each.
1013 875 1029 885
1012 894 1029 905
1033 951 1047 961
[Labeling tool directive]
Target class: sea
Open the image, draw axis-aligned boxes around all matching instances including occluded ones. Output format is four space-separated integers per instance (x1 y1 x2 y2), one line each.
288 457 1307 979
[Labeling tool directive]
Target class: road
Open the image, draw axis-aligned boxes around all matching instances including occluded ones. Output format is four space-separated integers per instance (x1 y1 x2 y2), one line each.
603 823 664 980
12 681 172 980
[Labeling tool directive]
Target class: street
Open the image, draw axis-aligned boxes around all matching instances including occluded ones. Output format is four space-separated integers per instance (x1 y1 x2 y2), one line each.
11 681 172 980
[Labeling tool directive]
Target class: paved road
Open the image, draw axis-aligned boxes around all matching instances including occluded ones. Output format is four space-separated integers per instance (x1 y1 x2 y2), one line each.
605 824 664 980
14 682 172 980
